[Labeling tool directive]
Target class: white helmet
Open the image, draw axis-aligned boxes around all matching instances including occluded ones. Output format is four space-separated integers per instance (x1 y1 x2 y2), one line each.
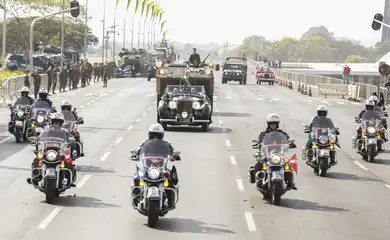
316 105 328 116
365 99 375 109
266 113 280 124
148 123 164 139
61 100 72 111
20 86 29 93
369 95 378 104
50 112 65 126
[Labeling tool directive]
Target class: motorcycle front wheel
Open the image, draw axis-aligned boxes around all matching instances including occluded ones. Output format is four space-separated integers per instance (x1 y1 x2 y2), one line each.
45 179 57 204
271 181 282 206
147 200 160 227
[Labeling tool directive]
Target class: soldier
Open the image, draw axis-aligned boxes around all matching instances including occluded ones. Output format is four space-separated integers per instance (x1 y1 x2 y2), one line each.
69 65 75 90
52 65 60 94
103 64 108 87
24 70 30 89
47 65 53 94
93 63 99 82
99 63 104 81
80 65 86 87
59 67 67 92
31 71 41 99
86 62 92 85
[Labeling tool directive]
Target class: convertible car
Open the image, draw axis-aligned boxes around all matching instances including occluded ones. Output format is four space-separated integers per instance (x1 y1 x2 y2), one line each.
157 85 212 131
256 71 275 85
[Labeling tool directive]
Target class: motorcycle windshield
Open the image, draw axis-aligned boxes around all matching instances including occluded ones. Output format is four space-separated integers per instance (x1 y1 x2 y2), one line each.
38 128 69 143
31 100 51 118
360 110 381 128
61 110 77 131
14 97 31 108
261 131 289 158
37 140 68 152
311 117 335 129
374 106 385 117
139 142 170 168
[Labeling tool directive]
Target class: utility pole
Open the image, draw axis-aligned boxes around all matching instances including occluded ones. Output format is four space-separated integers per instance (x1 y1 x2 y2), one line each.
131 15 134 49
123 18 126 49
101 0 106 63
2 0 6 68
83 0 88 66
105 31 109 63
113 15 116 60
60 0 64 68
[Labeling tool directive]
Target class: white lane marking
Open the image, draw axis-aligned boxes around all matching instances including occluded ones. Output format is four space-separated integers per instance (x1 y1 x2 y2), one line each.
213 96 218 100
244 212 257 232
85 102 90 105
0 136 11 145
273 98 279 101
94 97 100 100
135 118 141 122
385 184 390 190
269 100 273 103
100 152 111 161
147 107 152 111
84 93 92 96
142 112 147 116
148 93 155 96
215 109 220 113
305 99 312 103
100 93 108 97
351 102 361 105
236 179 244 191
219 120 223 126
76 175 92 188
127 126 134 131
90 99 95 103
226 96 232 99
321 100 331 105
291 117 297 120
257 97 264 100
108 89 114 93
257 93 265 97
225 140 231 147
114 137 123 144
353 160 369 171
230 156 237 164
38 207 63 229
300 123 305 126
80 105 85 109
281 110 286 113
336 101 345 105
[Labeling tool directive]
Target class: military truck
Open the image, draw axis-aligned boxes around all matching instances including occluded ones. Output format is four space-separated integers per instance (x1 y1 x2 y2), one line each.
117 48 148 77
155 62 220 130
155 41 176 63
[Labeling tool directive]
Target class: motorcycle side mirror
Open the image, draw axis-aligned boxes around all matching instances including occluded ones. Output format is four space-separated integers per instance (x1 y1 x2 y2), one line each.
7 103 12 108
252 144 258 149
385 113 388 117
304 128 310 133
30 141 37 146
172 154 181 161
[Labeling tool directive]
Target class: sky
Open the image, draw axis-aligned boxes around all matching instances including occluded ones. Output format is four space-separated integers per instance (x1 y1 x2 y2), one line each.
14 0 390 46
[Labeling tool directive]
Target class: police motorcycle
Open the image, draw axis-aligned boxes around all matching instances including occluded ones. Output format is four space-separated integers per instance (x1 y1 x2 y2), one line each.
8 97 31 143
61 110 84 157
353 111 387 162
29 130 77 204
252 132 297 206
130 147 181 227
303 120 339 177
27 100 52 138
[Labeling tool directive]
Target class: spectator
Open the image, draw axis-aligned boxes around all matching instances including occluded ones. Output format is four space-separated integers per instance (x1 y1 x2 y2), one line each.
385 78 390 88
343 65 351 84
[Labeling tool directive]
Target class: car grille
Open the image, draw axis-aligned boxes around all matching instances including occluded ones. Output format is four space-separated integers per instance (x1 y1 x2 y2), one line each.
177 101 193 114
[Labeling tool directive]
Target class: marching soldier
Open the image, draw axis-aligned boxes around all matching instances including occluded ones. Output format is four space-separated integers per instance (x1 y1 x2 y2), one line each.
80 65 86 87
47 65 53 94
103 64 108 87
59 67 68 92
52 65 60 94
31 71 41 99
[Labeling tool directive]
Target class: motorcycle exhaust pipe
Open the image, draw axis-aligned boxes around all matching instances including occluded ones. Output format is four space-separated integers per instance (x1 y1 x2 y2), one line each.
27 128 34 134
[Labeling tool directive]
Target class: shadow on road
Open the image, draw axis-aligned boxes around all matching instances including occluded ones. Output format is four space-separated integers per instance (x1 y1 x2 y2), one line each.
152 218 236 234
56 195 122 208
279 198 349 212
167 126 232 134
369 158 390 165
0 141 30 163
76 165 116 174
327 172 381 182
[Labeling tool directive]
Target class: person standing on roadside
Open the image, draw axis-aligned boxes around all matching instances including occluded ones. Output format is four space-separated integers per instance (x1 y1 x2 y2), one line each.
47 65 53 94
32 71 41 99
343 65 351 84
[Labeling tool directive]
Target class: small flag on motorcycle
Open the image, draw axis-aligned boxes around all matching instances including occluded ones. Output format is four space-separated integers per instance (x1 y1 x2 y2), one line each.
289 154 298 174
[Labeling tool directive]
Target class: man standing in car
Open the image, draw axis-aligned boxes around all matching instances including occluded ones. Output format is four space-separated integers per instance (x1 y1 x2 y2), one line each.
189 48 201 65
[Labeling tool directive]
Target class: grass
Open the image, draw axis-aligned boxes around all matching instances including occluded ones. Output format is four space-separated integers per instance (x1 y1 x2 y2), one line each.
0 69 25 86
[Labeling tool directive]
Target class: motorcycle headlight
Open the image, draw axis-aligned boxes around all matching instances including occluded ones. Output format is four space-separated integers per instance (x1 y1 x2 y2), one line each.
37 116 44 123
168 101 177 109
192 101 201 110
367 126 376 134
147 167 161 180
318 135 329 144
46 150 58 161
270 155 281 165
17 110 24 117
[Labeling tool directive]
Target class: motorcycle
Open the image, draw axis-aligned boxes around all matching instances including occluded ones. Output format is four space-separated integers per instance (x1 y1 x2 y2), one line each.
252 132 297 206
353 111 387 162
303 125 339 177
29 132 77 204
8 97 31 143
130 149 181 227
61 110 84 157
27 100 52 139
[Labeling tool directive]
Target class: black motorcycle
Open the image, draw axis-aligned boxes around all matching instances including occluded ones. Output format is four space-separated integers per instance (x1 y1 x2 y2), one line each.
27 100 52 139
147 64 157 81
61 110 84 157
29 131 77 204
130 148 181 227
8 97 31 143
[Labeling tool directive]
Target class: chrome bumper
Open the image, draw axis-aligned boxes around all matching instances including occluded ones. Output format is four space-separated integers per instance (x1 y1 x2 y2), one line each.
159 117 210 123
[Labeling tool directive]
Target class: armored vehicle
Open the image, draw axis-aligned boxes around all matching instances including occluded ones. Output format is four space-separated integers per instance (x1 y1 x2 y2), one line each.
117 48 148 77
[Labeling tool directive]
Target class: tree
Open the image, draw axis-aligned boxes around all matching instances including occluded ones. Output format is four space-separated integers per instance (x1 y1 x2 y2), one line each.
374 41 390 58
345 55 363 63
0 17 98 53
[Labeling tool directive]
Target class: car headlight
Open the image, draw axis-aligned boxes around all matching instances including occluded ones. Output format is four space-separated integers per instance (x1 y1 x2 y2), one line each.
45 150 58 161
159 69 165 74
37 116 44 123
206 70 211 75
367 126 376 134
223 72 228 75
270 155 281 165
181 111 188 118
168 101 177 109
147 167 161 180
192 101 201 109
318 135 329 144
17 110 24 117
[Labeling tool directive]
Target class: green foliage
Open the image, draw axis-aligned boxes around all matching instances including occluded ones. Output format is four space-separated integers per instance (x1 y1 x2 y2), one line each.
0 16 98 53
238 25 388 63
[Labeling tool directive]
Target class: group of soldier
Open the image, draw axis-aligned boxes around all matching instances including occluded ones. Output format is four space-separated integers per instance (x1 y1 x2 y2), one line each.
25 60 117 98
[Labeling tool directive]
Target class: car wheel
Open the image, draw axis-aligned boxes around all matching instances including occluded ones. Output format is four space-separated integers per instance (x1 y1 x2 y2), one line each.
201 123 209 132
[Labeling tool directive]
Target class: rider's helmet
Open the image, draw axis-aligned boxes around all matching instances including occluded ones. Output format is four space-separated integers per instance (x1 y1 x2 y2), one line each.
365 99 375 110
316 105 328 117
369 95 378 105
61 100 72 111
20 86 30 97
148 123 164 139
50 112 65 127
38 88 49 100
266 113 280 130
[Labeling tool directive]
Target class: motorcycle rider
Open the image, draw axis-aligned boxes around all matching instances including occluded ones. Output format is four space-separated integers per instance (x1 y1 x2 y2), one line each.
369 95 388 130
133 124 179 208
60 100 85 157
248 113 297 190
26 113 77 186
355 99 387 149
305 105 340 164
35 88 55 111
8 87 34 133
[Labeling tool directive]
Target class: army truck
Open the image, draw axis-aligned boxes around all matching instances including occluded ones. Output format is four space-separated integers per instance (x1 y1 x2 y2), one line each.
117 49 148 77
155 63 220 129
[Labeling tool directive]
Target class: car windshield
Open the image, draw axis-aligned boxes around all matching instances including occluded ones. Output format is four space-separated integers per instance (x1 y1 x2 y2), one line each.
31 100 51 118
261 131 289 157
139 140 171 168
166 85 204 96
15 97 31 107
224 64 243 70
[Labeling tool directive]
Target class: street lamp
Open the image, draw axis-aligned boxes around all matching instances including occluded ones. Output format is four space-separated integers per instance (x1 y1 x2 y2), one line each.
2 0 6 68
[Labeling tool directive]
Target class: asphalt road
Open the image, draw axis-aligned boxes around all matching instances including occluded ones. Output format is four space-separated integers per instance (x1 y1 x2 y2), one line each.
0 64 389 240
